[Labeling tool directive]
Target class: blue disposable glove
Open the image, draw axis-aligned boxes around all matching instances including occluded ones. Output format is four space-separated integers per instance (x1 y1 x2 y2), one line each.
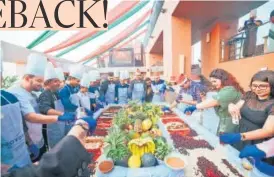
8 165 19 173
81 116 97 133
162 106 170 112
255 160 274 176
219 133 241 144
28 144 39 160
239 145 266 159
99 95 105 103
85 108 93 117
58 112 75 122
184 105 197 114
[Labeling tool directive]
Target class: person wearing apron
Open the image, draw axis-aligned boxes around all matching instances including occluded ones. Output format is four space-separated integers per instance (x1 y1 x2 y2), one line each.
59 65 83 134
78 73 94 113
38 63 67 149
130 72 146 102
115 72 130 104
144 78 154 102
99 72 115 105
170 78 203 112
1 90 31 175
105 82 116 105
151 75 166 103
8 57 76 162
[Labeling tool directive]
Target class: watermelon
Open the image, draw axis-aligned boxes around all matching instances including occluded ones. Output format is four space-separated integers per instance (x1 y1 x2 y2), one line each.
141 153 157 167
115 157 129 167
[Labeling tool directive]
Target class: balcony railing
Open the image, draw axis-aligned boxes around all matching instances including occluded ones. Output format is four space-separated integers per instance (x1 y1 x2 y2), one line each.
220 21 273 62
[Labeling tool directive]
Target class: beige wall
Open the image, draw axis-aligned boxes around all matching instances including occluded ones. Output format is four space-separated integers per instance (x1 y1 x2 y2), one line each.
146 53 163 67
201 21 274 90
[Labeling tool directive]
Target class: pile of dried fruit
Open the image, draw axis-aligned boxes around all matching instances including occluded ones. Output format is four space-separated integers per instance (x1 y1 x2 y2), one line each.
171 134 214 150
196 157 226 177
160 110 245 177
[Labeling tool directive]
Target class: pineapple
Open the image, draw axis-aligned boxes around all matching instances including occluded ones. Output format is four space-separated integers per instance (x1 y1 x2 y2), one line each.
134 111 147 120
134 119 142 133
104 126 130 166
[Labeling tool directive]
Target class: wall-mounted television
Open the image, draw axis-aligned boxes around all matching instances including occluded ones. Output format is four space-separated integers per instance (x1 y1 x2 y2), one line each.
109 48 135 67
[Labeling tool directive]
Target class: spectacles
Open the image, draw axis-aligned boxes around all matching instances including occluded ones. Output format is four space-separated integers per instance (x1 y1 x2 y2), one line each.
250 84 270 90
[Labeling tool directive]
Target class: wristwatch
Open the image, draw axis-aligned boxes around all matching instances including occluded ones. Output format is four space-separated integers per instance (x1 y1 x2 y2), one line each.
240 133 246 141
74 120 89 132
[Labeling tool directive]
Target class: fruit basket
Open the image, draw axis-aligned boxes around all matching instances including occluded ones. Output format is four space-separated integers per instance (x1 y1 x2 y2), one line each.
94 102 185 177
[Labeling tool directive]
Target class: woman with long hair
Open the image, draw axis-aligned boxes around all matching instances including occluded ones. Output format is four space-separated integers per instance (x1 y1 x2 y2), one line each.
220 70 274 166
185 68 244 134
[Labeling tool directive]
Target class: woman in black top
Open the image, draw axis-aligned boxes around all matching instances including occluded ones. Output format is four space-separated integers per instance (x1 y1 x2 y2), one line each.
144 78 153 102
220 70 274 164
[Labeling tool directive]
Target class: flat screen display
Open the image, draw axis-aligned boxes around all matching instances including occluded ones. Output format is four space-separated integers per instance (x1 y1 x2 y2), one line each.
109 48 134 67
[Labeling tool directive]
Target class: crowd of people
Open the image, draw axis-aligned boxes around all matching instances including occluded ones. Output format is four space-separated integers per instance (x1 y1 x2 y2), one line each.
1 52 274 176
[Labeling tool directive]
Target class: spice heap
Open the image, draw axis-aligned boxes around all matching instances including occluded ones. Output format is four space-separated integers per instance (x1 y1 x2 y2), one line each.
160 110 245 177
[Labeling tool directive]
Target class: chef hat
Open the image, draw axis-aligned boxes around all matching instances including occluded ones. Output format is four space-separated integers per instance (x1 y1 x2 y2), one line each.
94 70 100 80
114 70 119 77
55 67 65 81
250 9 257 17
80 73 90 88
90 75 97 82
44 62 58 81
69 65 83 80
88 70 98 82
123 70 130 79
25 53 47 77
120 71 127 80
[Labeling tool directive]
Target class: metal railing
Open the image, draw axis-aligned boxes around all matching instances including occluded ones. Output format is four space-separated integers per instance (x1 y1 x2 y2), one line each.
220 21 272 62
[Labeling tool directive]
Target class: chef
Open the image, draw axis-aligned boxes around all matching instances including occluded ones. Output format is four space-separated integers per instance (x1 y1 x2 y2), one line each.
129 71 146 102
77 73 93 114
115 71 130 104
113 70 120 85
151 73 166 103
38 63 70 149
8 53 75 162
59 65 83 133
124 70 130 84
88 71 101 111
99 72 116 105
55 67 66 89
